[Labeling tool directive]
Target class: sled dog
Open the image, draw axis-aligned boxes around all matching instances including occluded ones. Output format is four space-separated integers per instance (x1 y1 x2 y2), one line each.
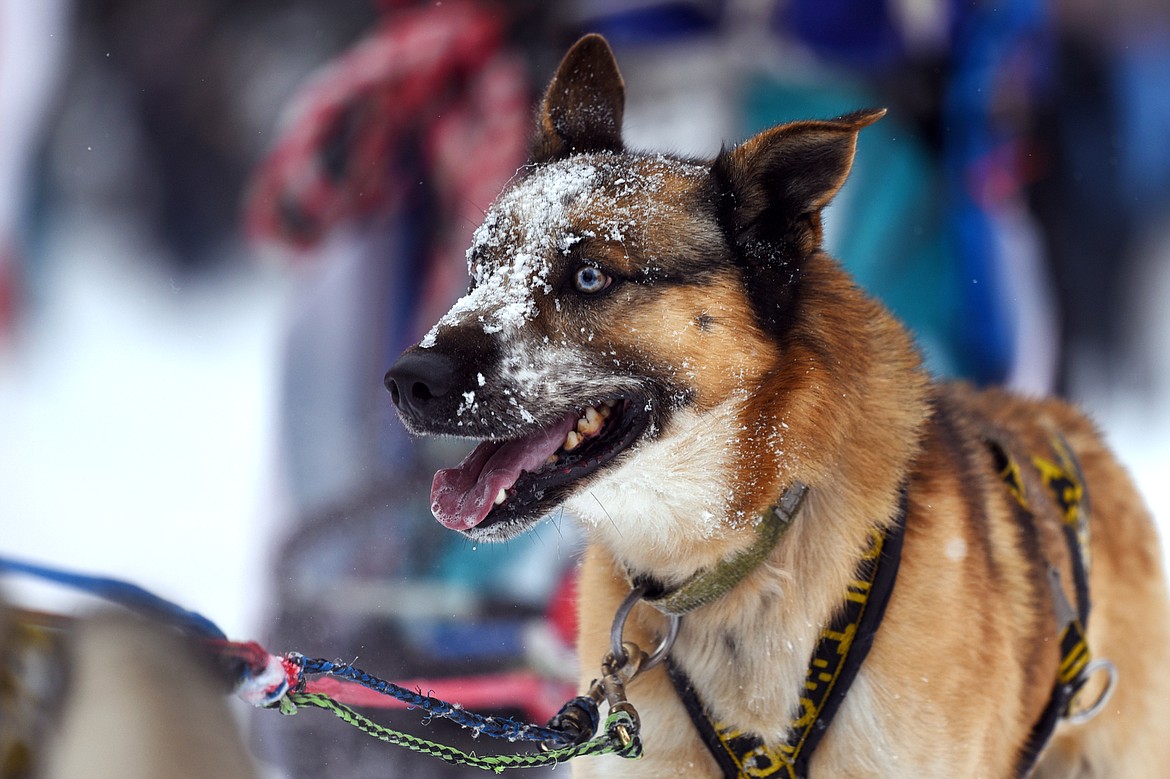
386 34 1170 777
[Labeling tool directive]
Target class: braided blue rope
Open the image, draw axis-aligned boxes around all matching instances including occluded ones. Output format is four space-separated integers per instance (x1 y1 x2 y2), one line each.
0 555 225 640
296 656 575 746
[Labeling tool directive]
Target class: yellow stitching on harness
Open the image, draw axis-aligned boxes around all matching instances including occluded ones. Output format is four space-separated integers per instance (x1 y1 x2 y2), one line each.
1002 438 1103 721
695 529 888 778
1030 436 1091 573
1058 625 1091 685
1032 454 1083 526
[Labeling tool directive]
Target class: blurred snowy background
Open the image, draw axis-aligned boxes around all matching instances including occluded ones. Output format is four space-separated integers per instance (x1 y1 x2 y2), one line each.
2 0 1169 776
0 0 377 640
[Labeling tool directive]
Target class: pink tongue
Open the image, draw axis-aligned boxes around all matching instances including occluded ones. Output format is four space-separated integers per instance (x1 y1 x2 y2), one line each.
430 413 578 530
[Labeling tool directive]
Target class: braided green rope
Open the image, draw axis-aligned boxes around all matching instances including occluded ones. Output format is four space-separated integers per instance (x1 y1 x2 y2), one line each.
285 692 641 773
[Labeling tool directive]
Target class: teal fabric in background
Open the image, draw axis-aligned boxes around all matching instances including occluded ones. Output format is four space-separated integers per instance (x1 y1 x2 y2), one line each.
742 76 962 380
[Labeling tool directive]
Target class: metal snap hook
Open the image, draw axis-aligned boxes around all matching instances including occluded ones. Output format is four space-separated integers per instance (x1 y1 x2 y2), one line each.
610 584 681 673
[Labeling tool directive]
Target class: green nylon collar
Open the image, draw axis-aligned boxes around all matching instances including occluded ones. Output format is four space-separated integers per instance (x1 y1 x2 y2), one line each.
633 483 809 617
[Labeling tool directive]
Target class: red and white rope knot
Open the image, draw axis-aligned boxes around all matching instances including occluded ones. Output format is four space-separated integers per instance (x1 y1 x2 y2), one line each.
236 652 301 708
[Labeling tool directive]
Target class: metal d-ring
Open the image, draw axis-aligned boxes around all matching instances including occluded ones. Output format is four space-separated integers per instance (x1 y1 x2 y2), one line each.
1066 657 1118 726
610 584 681 673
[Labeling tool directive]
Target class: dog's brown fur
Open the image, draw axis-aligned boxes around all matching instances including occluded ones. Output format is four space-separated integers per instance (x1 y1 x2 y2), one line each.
387 35 1170 777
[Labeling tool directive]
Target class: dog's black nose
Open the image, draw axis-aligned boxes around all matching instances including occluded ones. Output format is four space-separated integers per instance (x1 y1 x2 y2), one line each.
385 351 456 416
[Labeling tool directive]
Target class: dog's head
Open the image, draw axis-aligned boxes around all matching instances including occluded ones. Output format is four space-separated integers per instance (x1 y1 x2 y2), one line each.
386 35 882 547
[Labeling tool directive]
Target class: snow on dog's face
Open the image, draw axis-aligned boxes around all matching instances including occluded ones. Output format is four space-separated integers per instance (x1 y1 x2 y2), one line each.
386 149 768 541
385 35 879 544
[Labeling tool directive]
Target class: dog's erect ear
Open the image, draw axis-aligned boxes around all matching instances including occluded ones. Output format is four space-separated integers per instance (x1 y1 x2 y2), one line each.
530 34 625 162
713 109 886 253
713 109 885 338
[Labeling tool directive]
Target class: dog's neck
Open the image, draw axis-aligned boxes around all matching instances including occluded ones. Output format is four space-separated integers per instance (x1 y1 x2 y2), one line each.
632 482 809 617
572 254 931 743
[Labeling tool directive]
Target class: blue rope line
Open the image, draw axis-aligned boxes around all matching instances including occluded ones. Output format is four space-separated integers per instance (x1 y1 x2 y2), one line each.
0 555 226 640
297 656 574 746
0 555 599 752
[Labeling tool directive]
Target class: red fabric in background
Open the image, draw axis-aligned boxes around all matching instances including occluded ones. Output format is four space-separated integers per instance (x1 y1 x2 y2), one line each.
244 0 529 266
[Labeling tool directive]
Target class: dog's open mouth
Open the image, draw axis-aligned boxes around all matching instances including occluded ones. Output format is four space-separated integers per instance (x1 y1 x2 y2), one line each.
430 398 648 537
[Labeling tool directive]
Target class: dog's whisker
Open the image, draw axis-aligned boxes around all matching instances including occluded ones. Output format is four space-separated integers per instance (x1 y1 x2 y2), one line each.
590 492 620 538
459 197 489 222
551 508 566 542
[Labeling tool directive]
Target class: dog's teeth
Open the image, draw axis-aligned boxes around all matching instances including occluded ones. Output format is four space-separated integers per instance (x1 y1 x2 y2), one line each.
546 454 559 465
603 399 616 409
598 404 611 419
564 431 581 451
494 488 508 505
578 406 602 435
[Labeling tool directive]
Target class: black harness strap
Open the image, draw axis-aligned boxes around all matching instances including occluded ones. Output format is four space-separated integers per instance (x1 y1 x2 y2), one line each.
670 435 1101 778
992 436 1097 778
667 490 907 779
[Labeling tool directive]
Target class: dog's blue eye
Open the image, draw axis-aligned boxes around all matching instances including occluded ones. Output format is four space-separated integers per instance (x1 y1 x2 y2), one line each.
574 265 611 294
